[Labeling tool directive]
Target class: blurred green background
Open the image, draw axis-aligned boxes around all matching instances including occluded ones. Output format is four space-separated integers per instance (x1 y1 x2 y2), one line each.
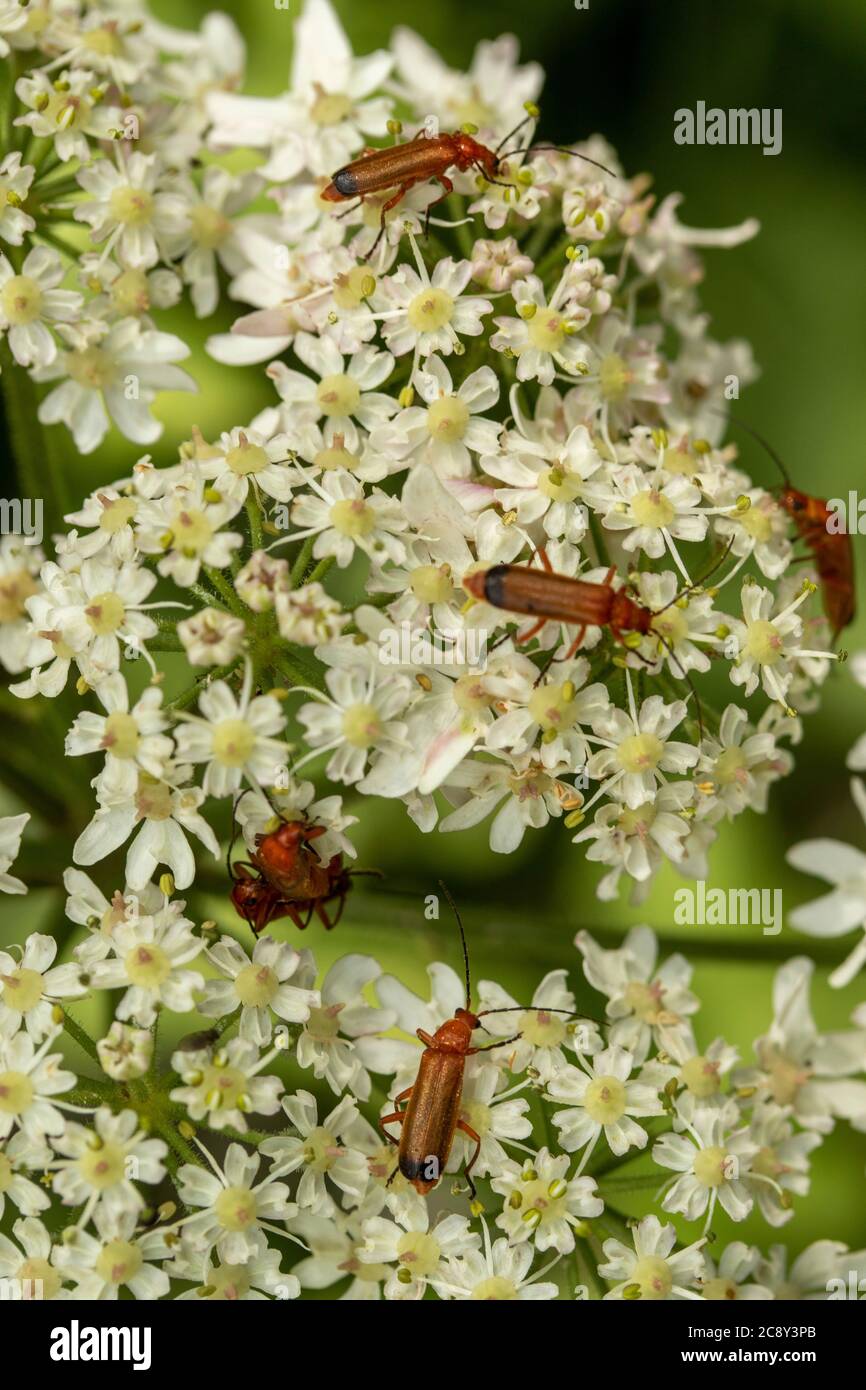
3 0 866 1277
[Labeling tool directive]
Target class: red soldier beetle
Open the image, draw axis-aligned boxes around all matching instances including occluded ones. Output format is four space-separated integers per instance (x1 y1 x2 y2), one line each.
380 883 585 1200
226 791 378 934
462 542 734 738
722 414 856 637
321 109 618 260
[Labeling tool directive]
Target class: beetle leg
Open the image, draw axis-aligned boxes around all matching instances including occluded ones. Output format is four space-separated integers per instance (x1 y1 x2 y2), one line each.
416 1028 436 1047
362 180 419 263
379 1105 408 1144
456 1119 482 1199
423 174 454 239
516 617 547 646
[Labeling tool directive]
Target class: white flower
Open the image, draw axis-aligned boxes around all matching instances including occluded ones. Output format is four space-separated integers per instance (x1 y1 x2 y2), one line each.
374 250 493 364
391 29 542 136
74 152 189 270
0 153 35 245
51 1106 167 1223
97 1022 153 1082
0 1215 66 1300
492 1148 603 1253
0 1132 52 1220
296 954 395 1099
170 1037 284 1133
65 672 173 799
729 579 836 712
268 335 396 452
0 934 84 1041
491 271 590 385
598 1215 706 1300
575 926 699 1061
756 1241 864 1301
434 1226 559 1301
275 580 347 646
369 355 501 478
698 1242 773 1301
167 1243 299 1301
261 1090 369 1213
744 1104 821 1227
733 956 866 1133
439 752 573 854
175 1142 295 1266
199 934 320 1047
285 470 408 569
195 426 296 508
548 1045 664 1172
0 247 82 367
484 420 605 540
0 1029 76 1141
85 902 204 1027
653 1100 756 1231
0 537 43 675
135 471 244 586
294 659 413 785
36 318 196 454
586 682 700 810
0 813 29 895
53 1208 170 1301
174 660 287 797
359 1208 479 1302
787 777 866 987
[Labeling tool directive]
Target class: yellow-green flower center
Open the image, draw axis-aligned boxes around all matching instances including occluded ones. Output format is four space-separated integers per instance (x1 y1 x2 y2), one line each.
67 346 116 391
235 963 278 1008
332 267 375 310
680 1055 720 1099
109 184 154 227
102 710 140 759
617 732 664 774
396 1231 440 1276
215 1186 257 1231
693 1145 729 1187
528 682 577 734
1 967 44 1013
124 943 171 988
342 702 382 749
426 396 469 443
584 1075 626 1124
18 1256 62 1300
527 310 565 353
1 275 43 325
85 590 125 636
713 747 748 786
703 1276 739 1300
631 1255 673 1300
407 287 454 333
310 90 352 126
330 497 375 538
745 619 783 665
631 489 676 529
78 1140 127 1190
538 465 583 503
99 496 138 532
226 442 268 476
410 563 453 605
95 1239 143 1286
212 718 256 767
0 1071 33 1115
190 203 230 249
110 269 150 315
317 373 361 417
471 1275 518 1300
203 1064 247 1111
599 352 631 400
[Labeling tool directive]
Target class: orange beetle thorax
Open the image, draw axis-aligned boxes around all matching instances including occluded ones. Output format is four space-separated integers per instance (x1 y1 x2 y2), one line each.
432 1008 479 1053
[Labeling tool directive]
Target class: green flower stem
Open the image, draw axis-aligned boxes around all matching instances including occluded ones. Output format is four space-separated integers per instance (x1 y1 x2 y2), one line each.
0 339 71 529
289 534 316 588
144 633 185 653
61 1008 102 1065
202 1123 272 1146
187 580 232 614
305 555 335 587
203 565 246 617
165 659 243 713
245 494 264 552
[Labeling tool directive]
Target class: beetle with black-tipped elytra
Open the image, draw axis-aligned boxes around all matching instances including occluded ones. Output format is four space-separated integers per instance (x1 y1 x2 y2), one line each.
322 107 619 260
380 884 589 1199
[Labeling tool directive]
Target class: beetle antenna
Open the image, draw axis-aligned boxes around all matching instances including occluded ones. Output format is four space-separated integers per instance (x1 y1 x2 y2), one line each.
439 879 471 1008
714 409 791 486
654 536 735 616
494 112 536 156
504 145 619 180
656 631 705 742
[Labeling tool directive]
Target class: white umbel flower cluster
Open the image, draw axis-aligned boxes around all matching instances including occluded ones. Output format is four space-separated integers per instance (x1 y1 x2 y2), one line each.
0 0 847 902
